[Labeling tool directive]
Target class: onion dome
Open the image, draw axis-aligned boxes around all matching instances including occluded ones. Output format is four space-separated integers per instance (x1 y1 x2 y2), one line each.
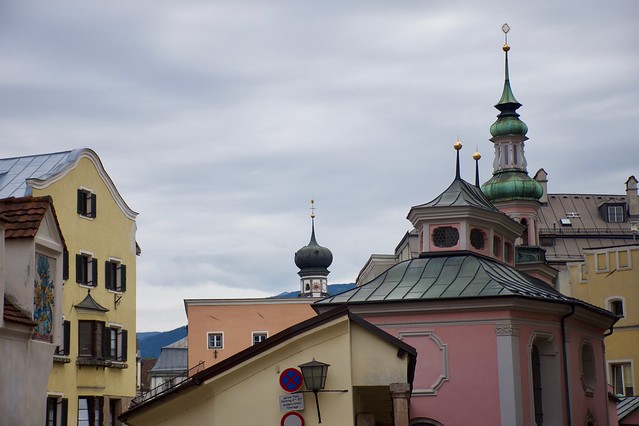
482 170 543 202
295 208 333 276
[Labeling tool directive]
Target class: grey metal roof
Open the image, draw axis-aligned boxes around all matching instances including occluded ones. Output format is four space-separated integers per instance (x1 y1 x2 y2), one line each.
538 193 636 262
317 252 574 305
0 150 80 198
150 346 188 373
413 178 500 212
618 396 639 420
74 292 109 312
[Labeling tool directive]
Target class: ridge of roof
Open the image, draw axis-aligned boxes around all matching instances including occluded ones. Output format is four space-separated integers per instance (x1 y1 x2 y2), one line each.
414 178 500 212
0 196 66 250
74 292 109 312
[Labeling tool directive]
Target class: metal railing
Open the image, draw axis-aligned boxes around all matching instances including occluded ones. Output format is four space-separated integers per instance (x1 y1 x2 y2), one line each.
538 227 636 237
131 361 205 406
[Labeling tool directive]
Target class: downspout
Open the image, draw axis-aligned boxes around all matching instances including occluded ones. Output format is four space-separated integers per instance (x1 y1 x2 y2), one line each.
561 304 576 426
602 320 617 426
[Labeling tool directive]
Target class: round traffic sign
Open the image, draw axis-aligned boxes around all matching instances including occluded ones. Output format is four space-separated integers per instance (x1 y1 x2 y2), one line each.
279 368 304 393
281 412 304 426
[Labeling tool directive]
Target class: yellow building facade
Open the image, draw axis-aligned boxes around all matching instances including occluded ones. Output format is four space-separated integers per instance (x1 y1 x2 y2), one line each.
569 244 639 397
0 149 138 425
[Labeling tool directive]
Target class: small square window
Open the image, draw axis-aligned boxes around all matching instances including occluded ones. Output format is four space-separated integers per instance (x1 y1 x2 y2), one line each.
77 188 97 218
208 333 223 349
595 252 609 273
76 253 97 287
252 332 268 345
609 300 624 317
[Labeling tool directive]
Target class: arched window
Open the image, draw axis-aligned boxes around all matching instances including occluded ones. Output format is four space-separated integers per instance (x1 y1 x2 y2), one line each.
520 218 529 246
581 341 596 396
470 228 486 250
529 334 562 425
505 242 514 263
432 227 459 248
411 418 444 426
493 236 502 259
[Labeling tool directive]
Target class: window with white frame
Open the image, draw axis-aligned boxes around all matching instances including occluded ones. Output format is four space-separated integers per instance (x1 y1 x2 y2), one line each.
617 249 631 270
77 188 97 218
608 298 625 318
607 205 624 223
105 259 126 292
107 325 128 362
252 332 268 345
46 395 68 426
76 253 97 287
595 252 609 273
578 263 588 283
78 320 105 359
207 332 223 349
610 362 634 396
54 319 71 356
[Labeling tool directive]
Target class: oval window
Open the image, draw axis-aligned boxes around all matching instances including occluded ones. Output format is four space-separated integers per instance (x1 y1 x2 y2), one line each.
432 227 459 248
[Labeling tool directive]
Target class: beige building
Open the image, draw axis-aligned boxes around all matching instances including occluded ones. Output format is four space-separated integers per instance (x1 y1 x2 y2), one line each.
121 307 416 426
184 298 317 371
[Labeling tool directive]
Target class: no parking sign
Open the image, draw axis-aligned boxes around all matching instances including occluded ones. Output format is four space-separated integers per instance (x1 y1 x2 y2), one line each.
279 368 303 393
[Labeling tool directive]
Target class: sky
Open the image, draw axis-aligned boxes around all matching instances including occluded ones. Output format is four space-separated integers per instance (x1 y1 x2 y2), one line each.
1 1 638 331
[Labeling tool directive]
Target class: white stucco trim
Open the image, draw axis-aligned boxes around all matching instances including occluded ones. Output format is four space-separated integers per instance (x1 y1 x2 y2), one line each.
495 322 523 426
398 331 448 395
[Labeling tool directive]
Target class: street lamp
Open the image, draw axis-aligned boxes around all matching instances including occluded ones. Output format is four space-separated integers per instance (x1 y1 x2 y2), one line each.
298 358 330 423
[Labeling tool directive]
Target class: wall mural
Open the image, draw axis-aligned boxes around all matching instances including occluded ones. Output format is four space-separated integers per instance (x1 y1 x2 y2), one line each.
33 253 55 342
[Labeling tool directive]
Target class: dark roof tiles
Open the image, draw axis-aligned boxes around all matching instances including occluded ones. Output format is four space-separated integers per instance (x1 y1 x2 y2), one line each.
3 297 36 327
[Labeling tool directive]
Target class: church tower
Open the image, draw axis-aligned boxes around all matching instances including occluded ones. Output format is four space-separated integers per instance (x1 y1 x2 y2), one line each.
481 24 543 248
294 200 332 297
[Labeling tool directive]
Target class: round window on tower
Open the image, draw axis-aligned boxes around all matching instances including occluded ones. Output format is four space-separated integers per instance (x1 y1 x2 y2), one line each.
432 226 459 248
470 228 486 250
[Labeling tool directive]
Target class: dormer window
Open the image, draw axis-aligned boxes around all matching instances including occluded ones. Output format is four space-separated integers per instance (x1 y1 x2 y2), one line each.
560 218 572 227
432 226 459 248
607 205 624 223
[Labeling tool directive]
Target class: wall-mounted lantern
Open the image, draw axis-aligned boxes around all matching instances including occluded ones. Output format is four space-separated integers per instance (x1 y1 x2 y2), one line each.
298 358 346 423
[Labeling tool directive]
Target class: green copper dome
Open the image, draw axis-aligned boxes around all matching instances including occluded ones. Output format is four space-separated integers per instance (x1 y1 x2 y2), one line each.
490 115 528 137
481 171 543 202
490 42 528 138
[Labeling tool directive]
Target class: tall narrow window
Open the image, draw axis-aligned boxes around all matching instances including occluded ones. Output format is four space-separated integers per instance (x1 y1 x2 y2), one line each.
107 326 128 362
520 218 529 246
76 253 98 287
55 319 71 356
105 260 126 292
611 363 634 396
77 189 97 218
78 320 106 359
532 345 543 426
78 396 103 426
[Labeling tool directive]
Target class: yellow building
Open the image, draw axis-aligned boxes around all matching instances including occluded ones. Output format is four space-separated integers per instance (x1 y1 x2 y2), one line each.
121 307 416 426
568 244 639 397
0 149 139 425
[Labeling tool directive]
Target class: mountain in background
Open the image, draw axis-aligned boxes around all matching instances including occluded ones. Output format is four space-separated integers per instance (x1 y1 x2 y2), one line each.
136 283 356 359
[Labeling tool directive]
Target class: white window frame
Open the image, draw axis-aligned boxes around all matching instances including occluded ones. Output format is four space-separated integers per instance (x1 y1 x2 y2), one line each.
606 296 625 318
577 262 588 283
616 249 632 270
106 257 126 293
252 331 268 345
77 186 96 219
594 251 609 273
108 322 125 362
608 360 634 396
607 205 624 223
207 332 224 350
77 251 96 288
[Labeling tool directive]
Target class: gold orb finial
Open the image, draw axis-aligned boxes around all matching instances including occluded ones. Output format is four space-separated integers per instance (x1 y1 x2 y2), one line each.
310 199 316 219
454 139 462 151
473 151 481 161
501 23 510 51
502 43 510 52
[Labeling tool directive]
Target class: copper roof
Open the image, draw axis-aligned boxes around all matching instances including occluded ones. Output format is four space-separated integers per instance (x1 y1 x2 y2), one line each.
3 296 36 327
414 178 500 212
0 196 65 249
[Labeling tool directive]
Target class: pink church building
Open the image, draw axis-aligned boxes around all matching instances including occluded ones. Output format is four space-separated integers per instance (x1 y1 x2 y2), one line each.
316 29 618 426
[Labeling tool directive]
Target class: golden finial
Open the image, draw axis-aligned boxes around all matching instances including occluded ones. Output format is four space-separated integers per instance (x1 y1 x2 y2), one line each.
454 139 462 151
473 150 481 161
310 199 316 219
502 23 510 52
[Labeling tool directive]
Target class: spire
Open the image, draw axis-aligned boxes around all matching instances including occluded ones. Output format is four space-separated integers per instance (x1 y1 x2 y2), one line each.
473 149 481 187
454 139 462 180
490 23 528 138
295 200 333 298
309 199 318 245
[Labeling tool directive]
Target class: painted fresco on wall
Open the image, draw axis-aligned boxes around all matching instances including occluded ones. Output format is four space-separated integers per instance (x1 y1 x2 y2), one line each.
33 253 55 342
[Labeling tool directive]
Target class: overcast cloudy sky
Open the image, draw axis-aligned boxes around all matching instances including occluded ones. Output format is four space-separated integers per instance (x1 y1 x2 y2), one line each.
1 1 637 331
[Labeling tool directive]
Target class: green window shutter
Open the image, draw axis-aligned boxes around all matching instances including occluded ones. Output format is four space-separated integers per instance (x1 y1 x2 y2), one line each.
91 258 98 287
105 261 112 290
120 264 127 292
60 398 68 426
63 250 69 281
121 329 128 362
77 189 83 214
91 193 97 218
63 320 71 355
75 254 83 284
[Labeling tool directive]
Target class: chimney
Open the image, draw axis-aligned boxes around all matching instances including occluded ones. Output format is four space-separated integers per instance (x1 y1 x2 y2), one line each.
626 176 639 218
534 168 548 204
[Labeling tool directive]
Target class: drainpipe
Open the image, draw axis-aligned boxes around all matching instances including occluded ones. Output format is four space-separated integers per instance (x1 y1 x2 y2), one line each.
602 322 617 426
561 304 576 426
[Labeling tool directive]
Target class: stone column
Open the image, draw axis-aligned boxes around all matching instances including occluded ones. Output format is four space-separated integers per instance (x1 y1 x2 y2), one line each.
390 382 411 426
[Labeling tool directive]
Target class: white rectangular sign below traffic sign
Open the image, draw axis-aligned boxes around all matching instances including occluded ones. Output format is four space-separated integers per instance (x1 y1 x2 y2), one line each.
279 393 304 412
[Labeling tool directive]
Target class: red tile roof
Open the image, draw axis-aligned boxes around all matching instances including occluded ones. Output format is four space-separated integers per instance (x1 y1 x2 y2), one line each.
0 196 65 248
3 296 36 327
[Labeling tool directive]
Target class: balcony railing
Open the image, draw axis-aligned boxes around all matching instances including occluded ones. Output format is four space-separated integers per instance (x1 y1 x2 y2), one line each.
538 227 636 237
131 361 205 406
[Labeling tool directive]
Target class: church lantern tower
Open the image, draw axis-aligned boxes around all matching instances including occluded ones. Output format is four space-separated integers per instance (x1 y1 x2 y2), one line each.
481 24 543 247
295 200 332 298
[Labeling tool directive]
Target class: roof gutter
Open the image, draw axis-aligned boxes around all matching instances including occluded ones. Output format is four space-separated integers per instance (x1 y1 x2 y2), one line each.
561 304 576 426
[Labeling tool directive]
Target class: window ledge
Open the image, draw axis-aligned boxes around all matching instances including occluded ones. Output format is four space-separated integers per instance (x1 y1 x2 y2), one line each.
53 355 71 363
76 358 109 367
110 361 128 369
